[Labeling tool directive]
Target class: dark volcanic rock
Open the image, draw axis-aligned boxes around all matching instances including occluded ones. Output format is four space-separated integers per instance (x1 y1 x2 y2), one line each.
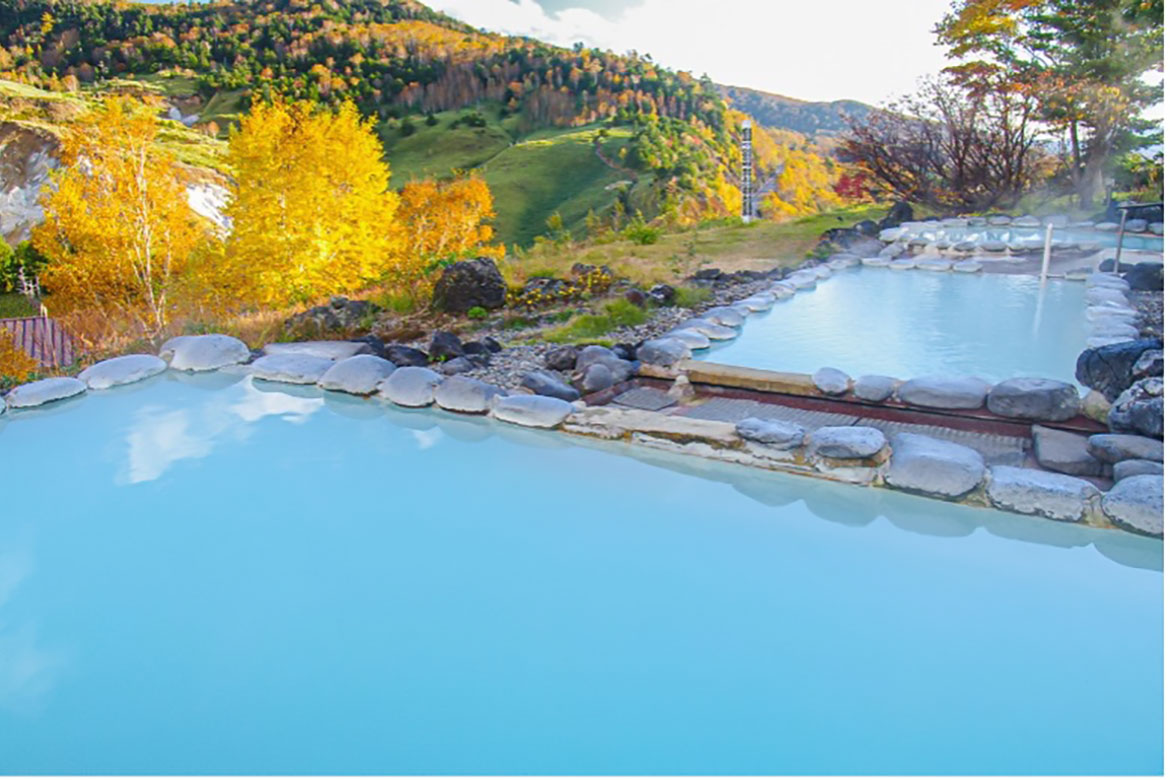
1124 262 1164 292
544 345 579 371
384 344 430 367
648 283 676 306
1076 338 1164 401
1109 378 1164 438
428 330 464 361
878 201 913 230
431 257 507 313
284 296 380 336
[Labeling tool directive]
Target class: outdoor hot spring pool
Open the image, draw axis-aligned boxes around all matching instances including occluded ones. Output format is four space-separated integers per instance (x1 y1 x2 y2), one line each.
702 267 1090 383
0 373 1162 774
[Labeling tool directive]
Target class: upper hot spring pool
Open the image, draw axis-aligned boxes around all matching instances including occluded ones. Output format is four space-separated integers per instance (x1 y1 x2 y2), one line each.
703 267 1090 383
0 373 1162 774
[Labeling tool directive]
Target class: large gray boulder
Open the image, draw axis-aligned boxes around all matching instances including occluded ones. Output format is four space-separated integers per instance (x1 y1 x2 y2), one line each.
884 433 986 498
434 375 505 414
665 328 711 350
1088 433 1163 463
675 318 738 340
249 353 334 384
1108 377 1163 438
1032 425 1105 477
636 338 691 367
161 334 250 372
317 355 396 395
521 370 580 402
702 306 746 328
1101 475 1164 536
262 340 373 360
986 377 1080 421
806 426 887 459
1112 459 1163 481
735 417 806 449
78 354 166 390
6 376 86 408
896 375 990 409
581 363 617 394
575 345 634 381
986 466 1098 522
431 257 507 313
813 367 851 396
491 394 573 428
377 366 442 407
853 375 899 402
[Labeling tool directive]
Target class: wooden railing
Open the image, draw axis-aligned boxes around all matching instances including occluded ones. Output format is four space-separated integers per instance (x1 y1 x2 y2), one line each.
0 316 75 368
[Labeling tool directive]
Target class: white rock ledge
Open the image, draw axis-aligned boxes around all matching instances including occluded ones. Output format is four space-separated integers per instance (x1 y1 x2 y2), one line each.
6 376 86 408
78 354 167 390
161 334 251 372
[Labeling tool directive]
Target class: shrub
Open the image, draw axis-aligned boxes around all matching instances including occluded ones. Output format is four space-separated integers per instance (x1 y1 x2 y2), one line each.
467 305 487 320
623 222 661 245
0 330 39 388
546 298 647 343
672 285 712 309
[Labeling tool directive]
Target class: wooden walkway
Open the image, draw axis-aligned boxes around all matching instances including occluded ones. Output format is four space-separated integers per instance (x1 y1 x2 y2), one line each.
0 316 75 367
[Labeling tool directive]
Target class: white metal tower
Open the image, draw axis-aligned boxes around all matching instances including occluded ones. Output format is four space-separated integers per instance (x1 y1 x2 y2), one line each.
740 119 753 223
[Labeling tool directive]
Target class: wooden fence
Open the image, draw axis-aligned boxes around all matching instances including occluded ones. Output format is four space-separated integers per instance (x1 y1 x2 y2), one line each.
0 316 75 368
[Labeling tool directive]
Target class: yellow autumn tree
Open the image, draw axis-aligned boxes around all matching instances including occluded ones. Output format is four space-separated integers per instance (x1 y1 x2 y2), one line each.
32 96 209 343
218 99 400 307
394 173 502 298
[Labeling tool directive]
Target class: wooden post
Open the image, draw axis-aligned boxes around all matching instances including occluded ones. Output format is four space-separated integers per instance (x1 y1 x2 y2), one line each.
1040 223 1054 282
1113 207 1128 273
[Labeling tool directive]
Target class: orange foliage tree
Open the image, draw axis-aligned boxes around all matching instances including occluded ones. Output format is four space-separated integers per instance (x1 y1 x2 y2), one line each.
32 96 210 343
394 174 502 298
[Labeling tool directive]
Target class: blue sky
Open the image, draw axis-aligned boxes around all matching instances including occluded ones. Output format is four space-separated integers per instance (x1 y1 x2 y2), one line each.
430 0 955 105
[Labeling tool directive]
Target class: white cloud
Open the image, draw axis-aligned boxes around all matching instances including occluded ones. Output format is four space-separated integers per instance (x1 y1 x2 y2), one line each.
428 0 954 105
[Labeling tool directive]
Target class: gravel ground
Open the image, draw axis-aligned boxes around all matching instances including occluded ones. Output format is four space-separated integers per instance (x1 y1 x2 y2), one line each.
453 270 796 391
1132 290 1164 340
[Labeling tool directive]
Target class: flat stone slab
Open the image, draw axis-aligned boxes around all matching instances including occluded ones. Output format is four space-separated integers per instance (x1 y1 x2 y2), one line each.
317 355 396 395
378 366 442 407
161 334 251 372
916 259 953 272
986 466 1098 522
566 405 740 447
897 375 989 409
262 340 374 360
1032 425 1105 477
986 378 1080 421
853 374 899 402
6 376 86 408
735 417 806 449
1088 433 1164 463
78 354 166 390
806 426 887 459
813 367 851 395
1102 475 1164 536
491 395 573 428
888 259 916 270
434 375 505 414
861 257 892 267
249 353 334 384
952 260 983 273
884 433 985 498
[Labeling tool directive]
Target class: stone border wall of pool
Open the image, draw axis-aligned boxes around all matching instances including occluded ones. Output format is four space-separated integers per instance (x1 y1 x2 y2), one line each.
0 327 1161 539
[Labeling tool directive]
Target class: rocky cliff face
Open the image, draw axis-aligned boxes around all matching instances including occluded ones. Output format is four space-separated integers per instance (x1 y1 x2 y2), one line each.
0 120 230 245
0 121 58 244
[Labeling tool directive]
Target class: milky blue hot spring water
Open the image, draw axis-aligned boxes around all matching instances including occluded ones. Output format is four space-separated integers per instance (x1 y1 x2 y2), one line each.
0 373 1162 774
702 268 1090 384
